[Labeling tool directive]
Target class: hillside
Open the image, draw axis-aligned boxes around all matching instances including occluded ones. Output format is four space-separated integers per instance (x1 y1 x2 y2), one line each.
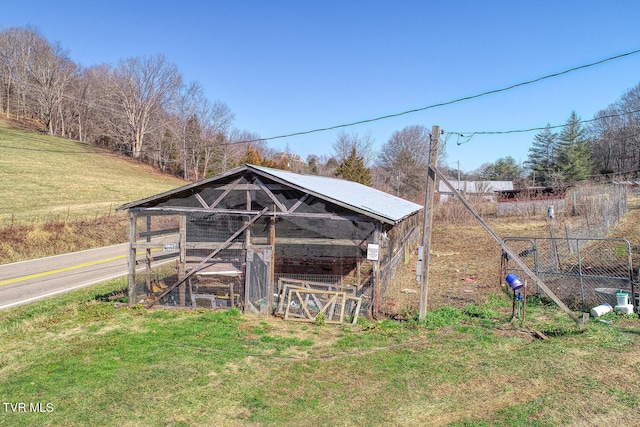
0 120 187 262
0 121 186 225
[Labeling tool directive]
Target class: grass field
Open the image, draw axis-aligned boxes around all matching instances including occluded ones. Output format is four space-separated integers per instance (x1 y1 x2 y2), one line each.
0 278 638 426
0 124 186 225
0 122 187 262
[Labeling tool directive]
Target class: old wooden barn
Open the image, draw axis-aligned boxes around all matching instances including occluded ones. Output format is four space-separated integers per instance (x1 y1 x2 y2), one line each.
117 164 422 321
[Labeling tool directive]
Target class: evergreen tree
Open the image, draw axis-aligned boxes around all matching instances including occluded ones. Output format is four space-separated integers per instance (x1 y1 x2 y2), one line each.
335 147 372 186
526 124 558 185
479 156 522 180
557 111 592 183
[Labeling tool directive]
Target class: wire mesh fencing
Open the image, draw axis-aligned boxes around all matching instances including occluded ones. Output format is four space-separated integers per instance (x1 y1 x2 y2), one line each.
502 236 636 310
373 182 635 318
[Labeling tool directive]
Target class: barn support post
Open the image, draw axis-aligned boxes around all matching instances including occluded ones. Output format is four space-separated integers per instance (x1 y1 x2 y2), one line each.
127 211 137 307
179 215 187 306
268 209 276 315
245 190 252 249
145 215 152 294
372 221 382 318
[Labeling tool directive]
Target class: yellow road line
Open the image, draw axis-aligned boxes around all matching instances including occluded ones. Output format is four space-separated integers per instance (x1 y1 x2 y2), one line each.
0 255 127 286
0 248 165 286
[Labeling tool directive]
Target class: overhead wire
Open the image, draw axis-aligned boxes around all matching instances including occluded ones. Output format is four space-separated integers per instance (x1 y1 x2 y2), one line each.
1 48 639 155
232 48 640 144
448 107 640 145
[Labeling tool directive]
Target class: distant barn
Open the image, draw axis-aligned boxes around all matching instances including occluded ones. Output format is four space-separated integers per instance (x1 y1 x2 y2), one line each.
117 164 422 319
438 180 513 202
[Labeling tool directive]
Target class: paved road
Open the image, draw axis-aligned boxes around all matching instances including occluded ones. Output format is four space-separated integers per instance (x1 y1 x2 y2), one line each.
0 241 177 309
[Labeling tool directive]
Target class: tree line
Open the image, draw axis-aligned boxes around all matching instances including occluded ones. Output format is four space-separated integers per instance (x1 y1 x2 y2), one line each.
471 84 640 187
0 26 269 180
2 26 638 202
0 26 444 202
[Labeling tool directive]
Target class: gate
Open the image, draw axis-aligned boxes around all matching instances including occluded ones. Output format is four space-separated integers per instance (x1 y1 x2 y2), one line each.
245 246 273 314
503 236 637 311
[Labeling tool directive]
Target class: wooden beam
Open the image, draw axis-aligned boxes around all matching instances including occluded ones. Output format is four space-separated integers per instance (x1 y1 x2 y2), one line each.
289 194 310 213
136 207 373 222
268 214 276 312
433 166 582 326
179 215 187 306
194 193 210 209
145 215 152 294
127 212 137 307
419 126 440 319
209 176 243 209
254 175 288 212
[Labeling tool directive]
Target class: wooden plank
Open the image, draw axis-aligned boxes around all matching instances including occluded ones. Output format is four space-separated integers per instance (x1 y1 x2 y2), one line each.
289 194 310 213
137 206 374 222
127 212 137 307
419 126 439 319
194 193 210 209
138 228 180 238
209 176 243 209
133 241 180 250
338 293 346 323
254 176 288 213
317 293 337 316
284 288 294 320
145 215 152 294
296 289 313 319
350 296 362 325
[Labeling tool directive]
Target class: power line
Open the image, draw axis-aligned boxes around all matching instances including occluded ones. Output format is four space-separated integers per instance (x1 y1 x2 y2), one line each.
448 107 640 145
2 48 640 156
232 48 640 144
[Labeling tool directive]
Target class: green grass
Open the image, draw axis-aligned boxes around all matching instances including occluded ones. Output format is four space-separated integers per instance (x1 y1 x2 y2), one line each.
0 125 186 225
1 284 639 426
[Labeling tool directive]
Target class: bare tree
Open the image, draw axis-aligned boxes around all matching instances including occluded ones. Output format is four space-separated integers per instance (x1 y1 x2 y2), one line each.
108 54 182 159
67 65 106 142
376 125 431 200
167 81 235 179
590 83 640 178
221 129 262 171
29 41 77 135
0 27 49 119
332 131 376 167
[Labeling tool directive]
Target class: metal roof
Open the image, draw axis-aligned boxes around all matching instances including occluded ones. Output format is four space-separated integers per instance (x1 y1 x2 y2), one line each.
117 164 423 225
249 165 423 224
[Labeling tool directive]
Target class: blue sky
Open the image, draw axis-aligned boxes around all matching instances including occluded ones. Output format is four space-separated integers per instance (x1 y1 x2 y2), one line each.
3 1 640 172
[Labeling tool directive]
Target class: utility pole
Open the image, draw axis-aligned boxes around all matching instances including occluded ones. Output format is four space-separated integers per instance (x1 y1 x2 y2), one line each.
419 125 440 319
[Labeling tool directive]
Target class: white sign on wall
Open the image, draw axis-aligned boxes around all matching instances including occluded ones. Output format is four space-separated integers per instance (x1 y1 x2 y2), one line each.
367 244 379 261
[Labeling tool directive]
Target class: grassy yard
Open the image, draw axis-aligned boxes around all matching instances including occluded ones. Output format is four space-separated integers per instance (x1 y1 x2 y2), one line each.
0 279 638 426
